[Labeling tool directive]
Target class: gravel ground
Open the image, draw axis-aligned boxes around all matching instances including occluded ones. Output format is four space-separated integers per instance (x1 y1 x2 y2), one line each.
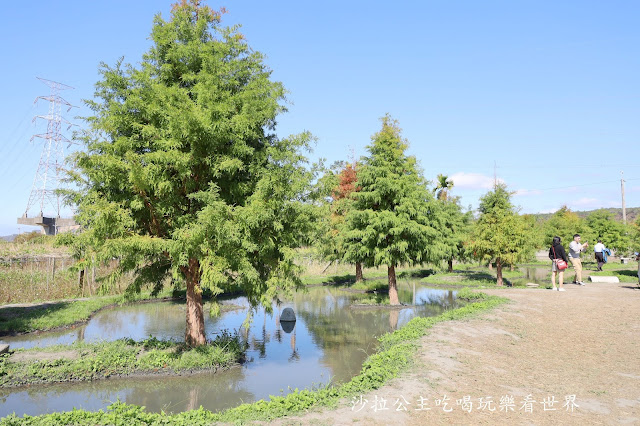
270 282 640 425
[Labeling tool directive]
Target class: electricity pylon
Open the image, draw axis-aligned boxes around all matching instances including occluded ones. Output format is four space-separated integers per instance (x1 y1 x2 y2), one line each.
24 77 75 218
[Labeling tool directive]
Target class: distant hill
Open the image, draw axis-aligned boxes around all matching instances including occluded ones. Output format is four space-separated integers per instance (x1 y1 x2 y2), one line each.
0 234 17 242
533 207 640 223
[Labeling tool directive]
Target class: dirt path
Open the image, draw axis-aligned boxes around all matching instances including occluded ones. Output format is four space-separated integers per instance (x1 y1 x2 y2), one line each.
272 283 640 425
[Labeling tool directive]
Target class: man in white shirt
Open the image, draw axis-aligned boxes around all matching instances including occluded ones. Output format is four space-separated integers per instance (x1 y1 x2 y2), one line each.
594 239 605 271
569 234 588 285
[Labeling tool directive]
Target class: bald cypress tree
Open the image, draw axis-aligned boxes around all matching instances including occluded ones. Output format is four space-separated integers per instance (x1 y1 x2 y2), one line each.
68 1 314 346
344 115 442 305
468 184 532 286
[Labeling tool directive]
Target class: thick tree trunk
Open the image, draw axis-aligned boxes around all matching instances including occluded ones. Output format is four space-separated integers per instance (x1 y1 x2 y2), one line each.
388 265 400 305
184 258 206 346
355 262 363 282
496 258 504 286
448 257 454 273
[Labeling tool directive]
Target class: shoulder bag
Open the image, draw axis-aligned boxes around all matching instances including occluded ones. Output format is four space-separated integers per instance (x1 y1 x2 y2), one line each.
553 246 568 270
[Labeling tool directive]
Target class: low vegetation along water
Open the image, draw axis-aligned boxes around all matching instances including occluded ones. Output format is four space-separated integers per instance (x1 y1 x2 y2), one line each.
0 283 460 418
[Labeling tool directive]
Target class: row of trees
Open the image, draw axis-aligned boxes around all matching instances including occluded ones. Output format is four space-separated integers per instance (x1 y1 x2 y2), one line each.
314 116 537 290
317 133 640 290
540 207 637 255
64 0 639 345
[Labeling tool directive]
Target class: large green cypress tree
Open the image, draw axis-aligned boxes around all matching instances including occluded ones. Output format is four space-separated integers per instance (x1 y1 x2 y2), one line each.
68 1 314 346
468 183 533 286
344 115 443 305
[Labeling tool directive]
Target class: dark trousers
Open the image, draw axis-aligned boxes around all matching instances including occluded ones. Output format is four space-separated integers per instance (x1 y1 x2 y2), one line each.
595 252 605 271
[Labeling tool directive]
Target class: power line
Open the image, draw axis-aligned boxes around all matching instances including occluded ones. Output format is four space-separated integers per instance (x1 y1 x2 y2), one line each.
448 177 640 196
531 179 632 192
1 103 37 158
431 163 640 171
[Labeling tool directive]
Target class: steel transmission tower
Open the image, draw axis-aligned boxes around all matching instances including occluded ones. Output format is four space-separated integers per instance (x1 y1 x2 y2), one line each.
24 77 75 218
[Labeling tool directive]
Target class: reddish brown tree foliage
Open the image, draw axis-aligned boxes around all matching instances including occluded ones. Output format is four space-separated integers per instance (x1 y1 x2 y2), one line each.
331 164 363 281
332 164 359 200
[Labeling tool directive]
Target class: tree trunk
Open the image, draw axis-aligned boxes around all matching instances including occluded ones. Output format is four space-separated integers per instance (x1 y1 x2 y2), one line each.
355 262 363 282
184 257 206 346
321 261 333 274
388 265 400 305
448 257 453 273
78 269 85 296
496 258 503 286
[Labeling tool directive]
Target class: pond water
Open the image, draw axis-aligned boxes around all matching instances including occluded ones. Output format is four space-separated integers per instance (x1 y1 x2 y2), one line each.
0 283 460 418
519 266 552 284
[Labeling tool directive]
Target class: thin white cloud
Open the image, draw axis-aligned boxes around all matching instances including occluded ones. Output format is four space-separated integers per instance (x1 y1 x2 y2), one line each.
539 208 559 214
514 188 543 196
450 172 504 190
572 197 599 207
570 198 619 209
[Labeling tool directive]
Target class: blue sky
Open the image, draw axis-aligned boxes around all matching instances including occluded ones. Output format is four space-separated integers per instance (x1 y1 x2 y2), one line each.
1 0 639 236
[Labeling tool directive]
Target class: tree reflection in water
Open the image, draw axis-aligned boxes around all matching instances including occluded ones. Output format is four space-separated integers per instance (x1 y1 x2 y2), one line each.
289 327 299 362
389 309 399 330
250 308 271 358
0 283 461 417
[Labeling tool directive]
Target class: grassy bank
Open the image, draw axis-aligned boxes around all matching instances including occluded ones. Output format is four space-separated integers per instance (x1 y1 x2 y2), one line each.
0 292 507 425
0 333 243 388
588 262 640 283
420 270 500 287
0 290 174 335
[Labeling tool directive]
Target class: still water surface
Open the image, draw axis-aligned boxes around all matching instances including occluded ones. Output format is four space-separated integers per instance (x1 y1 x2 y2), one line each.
519 266 552 284
0 284 459 417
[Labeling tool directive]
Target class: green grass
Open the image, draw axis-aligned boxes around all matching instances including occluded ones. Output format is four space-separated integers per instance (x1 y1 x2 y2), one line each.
0 293 507 425
419 270 501 287
0 333 244 388
300 261 435 287
588 265 640 283
499 269 529 279
417 265 581 290
349 279 388 292
301 273 359 286
455 287 491 300
350 294 389 305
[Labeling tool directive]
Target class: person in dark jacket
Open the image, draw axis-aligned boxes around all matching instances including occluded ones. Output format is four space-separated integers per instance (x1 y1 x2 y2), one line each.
549 236 569 292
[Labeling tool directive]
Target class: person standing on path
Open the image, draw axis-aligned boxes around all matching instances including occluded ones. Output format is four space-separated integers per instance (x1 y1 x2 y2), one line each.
549 236 569 291
569 234 588 285
594 239 606 271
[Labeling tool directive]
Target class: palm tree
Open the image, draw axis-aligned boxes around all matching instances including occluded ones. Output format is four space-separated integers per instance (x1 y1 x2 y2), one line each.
435 174 454 201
